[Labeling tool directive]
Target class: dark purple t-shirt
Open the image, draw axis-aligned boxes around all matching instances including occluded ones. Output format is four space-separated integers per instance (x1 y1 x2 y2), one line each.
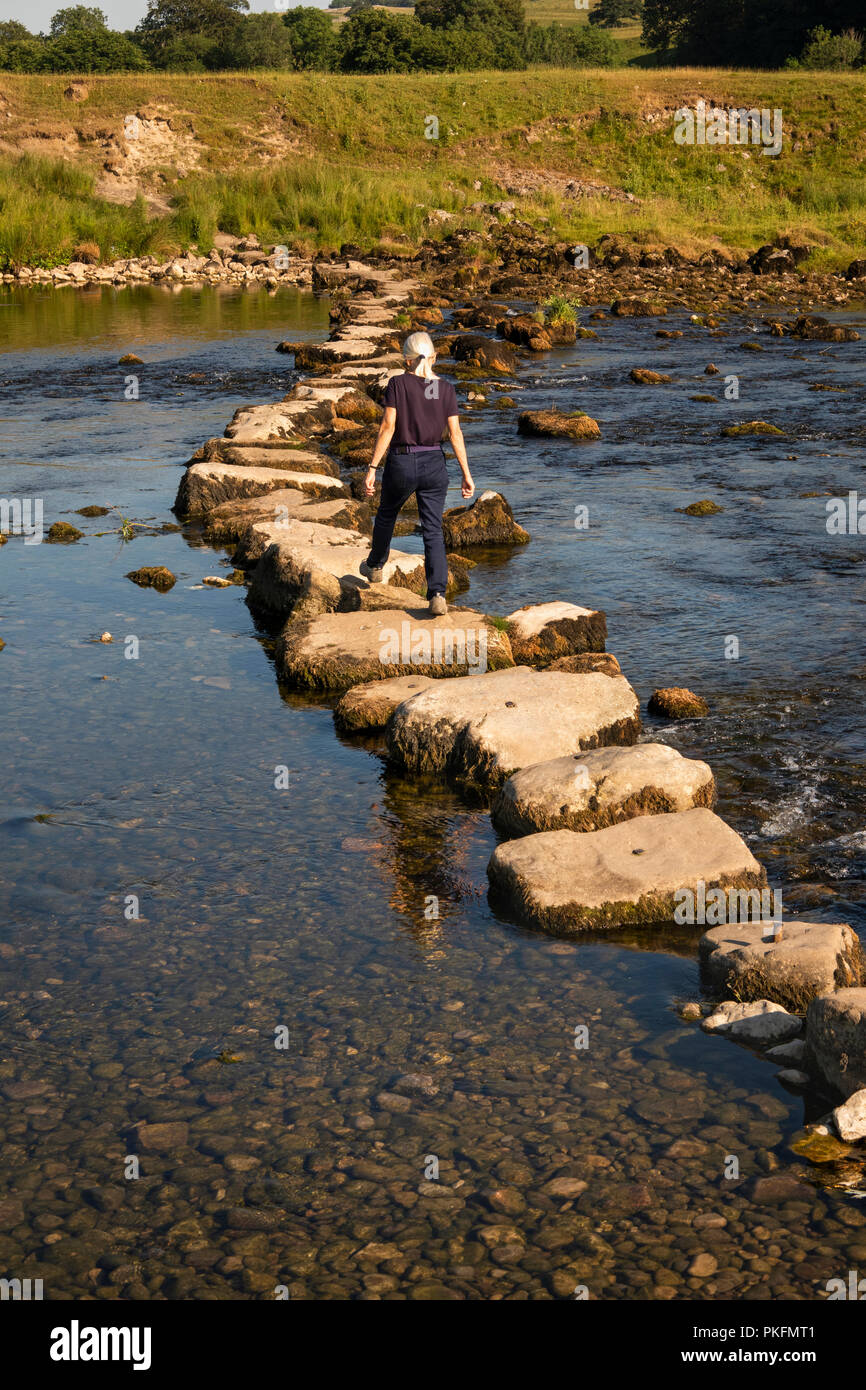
383 372 458 447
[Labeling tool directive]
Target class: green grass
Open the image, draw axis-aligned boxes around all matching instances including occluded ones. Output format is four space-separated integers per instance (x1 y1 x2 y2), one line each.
1 68 864 269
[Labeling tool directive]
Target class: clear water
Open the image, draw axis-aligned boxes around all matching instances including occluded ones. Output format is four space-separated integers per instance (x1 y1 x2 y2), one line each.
1 284 865 1301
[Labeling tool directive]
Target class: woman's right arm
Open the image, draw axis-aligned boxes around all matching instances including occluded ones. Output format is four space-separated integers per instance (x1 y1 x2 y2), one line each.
447 415 474 499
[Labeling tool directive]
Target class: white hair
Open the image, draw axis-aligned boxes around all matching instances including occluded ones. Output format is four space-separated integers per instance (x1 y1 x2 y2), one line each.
402 330 437 381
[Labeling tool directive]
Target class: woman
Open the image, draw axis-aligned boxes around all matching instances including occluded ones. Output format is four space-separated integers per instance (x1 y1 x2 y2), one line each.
361 331 474 616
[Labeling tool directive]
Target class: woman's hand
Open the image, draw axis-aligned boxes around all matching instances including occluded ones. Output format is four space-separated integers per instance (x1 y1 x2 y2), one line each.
461 473 475 500
364 467 377 498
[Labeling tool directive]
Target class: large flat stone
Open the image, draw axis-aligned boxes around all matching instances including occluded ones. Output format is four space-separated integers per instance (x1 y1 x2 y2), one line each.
277 608 513 690
224 398 337 444
700 919 862 1011
506 602 606 666
203 490 366 545
487 807 765 932
191 438 339 477
334 674 441 732
243 521 438 615
492 743 715 837
175 461 345 516
806 989 866 1099
388 666 640 789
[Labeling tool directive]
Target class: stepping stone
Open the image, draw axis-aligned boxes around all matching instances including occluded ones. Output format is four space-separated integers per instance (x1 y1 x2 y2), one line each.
192 439 340 477
806 988 866 1099
487 807 764 931
242 521 440 615
277 608 512 690
492 743 715 837
389 666 640 788
700 919 861 1011
202 490 366 545
224 398 338 444
506 602 606 666
175 461 344 516
334 674 441 732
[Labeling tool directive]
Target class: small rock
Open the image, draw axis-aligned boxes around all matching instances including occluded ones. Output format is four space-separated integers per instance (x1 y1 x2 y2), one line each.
126 566 177 592
648 687 709 719
630 368 672 384
677 500 724 516
46 521 83 543
688 1252 718 1277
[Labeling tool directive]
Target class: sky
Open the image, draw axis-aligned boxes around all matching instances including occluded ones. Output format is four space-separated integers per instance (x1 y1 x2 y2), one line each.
0 0 331 33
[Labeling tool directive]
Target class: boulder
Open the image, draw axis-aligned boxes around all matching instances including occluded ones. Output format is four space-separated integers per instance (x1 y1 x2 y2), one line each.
648 687 709 719
451 334 517 374
277 607 513 690
517 409 600 441
611 299 665 317
496 315 552 351
699 919 862 1012
175 461 345 516
790 315 860 343
749 245 796 275
492 743 715 837
506 602 606 666
805 989 866 1099
487 807 764 932
442 492 529 548
334 674 440 732
833 1090 866 1143
703 999 791 1033
389 666 640 789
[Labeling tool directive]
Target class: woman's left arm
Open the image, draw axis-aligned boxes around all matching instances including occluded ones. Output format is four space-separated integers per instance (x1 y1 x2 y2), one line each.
365 407 397 496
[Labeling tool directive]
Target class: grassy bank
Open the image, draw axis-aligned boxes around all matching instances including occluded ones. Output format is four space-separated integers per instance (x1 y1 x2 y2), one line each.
1 68 864 269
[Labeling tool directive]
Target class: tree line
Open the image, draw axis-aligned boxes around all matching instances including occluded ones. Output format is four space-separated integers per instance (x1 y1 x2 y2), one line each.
0 0 619 73
0 0 862 74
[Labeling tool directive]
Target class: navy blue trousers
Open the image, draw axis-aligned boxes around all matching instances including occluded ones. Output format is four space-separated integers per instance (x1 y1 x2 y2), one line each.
367 447 449 599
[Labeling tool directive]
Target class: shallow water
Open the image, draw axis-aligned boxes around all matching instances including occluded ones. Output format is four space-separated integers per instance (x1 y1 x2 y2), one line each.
1 284 865 1300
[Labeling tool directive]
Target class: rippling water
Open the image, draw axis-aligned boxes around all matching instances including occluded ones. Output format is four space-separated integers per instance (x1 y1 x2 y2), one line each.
1 283 865 1301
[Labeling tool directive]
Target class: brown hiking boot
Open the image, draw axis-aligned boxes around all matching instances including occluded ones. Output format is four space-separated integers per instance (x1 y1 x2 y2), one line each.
360 560 384 584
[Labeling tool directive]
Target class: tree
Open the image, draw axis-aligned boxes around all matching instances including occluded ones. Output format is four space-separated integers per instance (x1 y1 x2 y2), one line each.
588 0 642 27
0 20 32 41
135 0 249 67
281 7 336 70
337 9 419 71
415 0 525 66
45 28 150 70
642 0 865 67
49 6 109 35
222 11 294 67
796 24 863 68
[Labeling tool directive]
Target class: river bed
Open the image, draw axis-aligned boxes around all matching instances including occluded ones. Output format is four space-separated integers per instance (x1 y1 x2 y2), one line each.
1 282 864 1300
